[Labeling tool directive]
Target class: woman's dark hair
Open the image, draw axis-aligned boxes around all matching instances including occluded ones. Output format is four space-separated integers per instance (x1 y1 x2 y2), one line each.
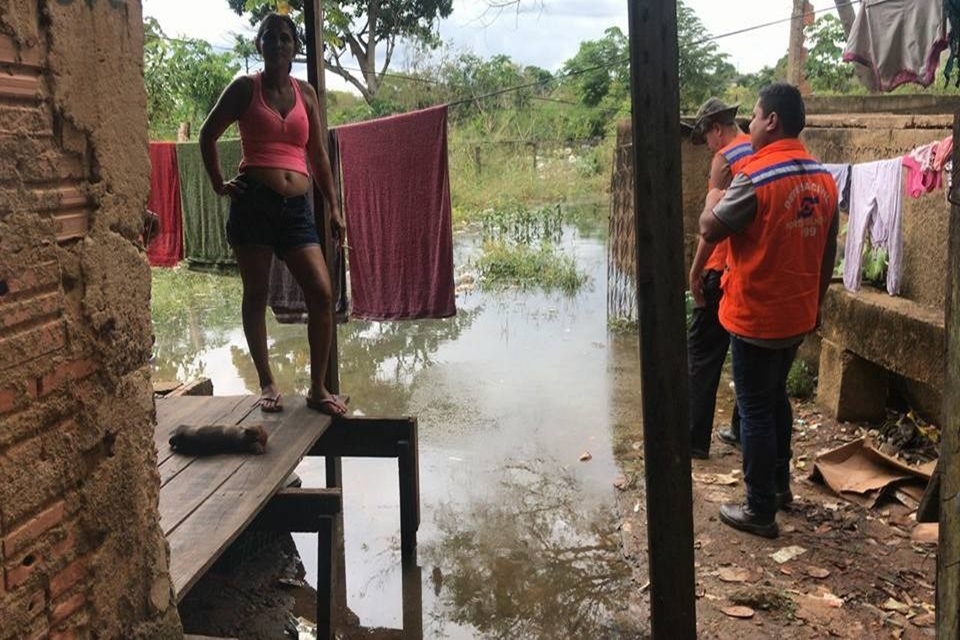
758 83 806 137
255 12 300 55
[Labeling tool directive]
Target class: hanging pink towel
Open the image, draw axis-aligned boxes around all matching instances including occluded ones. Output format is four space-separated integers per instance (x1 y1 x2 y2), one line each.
147 142 184 267
336 105 456 320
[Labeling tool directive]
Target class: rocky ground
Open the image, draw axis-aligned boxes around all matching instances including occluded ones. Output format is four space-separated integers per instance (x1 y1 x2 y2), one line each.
615 400 939 639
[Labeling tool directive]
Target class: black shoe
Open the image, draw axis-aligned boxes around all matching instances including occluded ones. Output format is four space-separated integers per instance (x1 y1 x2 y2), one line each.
717 428 740 447
776 490 794 510
719 503 779 538
691 447 709 460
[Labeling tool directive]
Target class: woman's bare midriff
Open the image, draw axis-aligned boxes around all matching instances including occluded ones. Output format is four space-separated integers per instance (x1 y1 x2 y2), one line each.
243 167 310 197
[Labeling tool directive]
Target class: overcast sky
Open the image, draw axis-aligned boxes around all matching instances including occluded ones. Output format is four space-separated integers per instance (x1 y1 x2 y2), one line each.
141 0 834 91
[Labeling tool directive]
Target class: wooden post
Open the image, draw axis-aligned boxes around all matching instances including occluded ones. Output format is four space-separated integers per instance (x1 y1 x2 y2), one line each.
303 0 339 396
938 111 960 639
474 145 482 176
627 1 696 637
303 0 348 621
787 0 809 93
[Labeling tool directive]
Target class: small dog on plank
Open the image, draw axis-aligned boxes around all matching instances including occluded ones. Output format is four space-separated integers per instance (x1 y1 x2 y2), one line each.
169 424 268 456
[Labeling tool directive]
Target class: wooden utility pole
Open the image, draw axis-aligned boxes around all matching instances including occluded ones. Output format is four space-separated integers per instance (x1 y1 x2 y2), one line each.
939 112 960 639
787 0 813 94
627 0 696 637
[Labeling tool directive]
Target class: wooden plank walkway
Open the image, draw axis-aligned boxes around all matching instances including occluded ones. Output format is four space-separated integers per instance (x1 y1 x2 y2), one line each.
155 394 332 601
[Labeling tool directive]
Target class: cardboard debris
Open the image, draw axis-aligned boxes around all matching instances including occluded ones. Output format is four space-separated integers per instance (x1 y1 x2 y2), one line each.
810 438 935 508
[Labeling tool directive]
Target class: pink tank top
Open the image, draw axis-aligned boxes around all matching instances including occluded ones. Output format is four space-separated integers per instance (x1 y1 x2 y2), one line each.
238 73 309 175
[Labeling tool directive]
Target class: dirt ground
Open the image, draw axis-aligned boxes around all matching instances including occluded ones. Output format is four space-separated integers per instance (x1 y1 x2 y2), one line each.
615 401 939 639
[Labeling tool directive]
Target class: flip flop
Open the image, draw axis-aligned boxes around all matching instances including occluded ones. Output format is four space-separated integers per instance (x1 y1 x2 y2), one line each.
258 391 284 413
306 394 347 416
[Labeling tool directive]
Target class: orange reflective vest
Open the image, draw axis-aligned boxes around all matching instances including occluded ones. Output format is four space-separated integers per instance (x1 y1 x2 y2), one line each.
718 138 837 340
705 134 754 274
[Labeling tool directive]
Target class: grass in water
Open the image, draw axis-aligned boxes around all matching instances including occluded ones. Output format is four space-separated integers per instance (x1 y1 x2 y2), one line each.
476 241 587 294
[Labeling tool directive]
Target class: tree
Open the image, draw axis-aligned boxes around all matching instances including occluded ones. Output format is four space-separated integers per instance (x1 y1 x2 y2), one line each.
804 14 855 93
676 0 736 111
227 0 453 104
144 17 241 137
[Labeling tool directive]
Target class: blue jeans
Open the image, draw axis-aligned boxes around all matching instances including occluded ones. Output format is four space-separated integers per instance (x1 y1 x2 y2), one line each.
730 336 799 517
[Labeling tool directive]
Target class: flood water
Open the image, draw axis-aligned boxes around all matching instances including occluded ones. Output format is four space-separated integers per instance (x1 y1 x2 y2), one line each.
151 211 648 638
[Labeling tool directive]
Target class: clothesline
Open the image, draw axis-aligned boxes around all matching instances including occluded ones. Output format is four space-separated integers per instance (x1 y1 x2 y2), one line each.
830 133 954 297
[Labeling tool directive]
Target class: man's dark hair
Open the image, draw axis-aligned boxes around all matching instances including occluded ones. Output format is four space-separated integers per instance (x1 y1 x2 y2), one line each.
758 83 805 137
256 12 300 54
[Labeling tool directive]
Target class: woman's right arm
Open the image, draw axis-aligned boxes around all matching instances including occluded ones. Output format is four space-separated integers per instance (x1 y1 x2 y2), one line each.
199 77 252 195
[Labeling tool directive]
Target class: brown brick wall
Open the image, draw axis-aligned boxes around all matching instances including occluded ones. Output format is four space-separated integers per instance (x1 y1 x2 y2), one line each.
0 2 180 638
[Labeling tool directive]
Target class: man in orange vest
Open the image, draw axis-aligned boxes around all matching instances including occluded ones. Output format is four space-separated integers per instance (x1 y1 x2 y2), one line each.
699 83 838 538
687 97 753 459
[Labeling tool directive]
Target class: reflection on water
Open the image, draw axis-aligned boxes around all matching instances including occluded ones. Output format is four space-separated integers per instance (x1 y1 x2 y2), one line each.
423 459 640 639
151 209 646 638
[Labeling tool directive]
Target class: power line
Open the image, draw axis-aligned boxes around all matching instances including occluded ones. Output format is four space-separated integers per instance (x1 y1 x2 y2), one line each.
150 0 886 112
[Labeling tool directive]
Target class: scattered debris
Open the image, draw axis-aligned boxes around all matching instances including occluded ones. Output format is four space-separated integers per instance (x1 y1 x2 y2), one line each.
579 451 592 462
770 545 807 564
717 566 758 584
806 566 831 579
911 523 939 545
881 598 911 615
693 471 740 486
729 587 794 613
911 612 936 627
721 605 756 619
613 474 628 490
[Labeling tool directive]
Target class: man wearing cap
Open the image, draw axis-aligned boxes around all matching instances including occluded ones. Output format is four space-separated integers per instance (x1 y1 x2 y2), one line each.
687 97 753 459
699 83 838 538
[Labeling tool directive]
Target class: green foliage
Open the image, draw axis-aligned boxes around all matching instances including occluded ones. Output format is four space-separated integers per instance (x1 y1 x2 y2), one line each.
560 27 629 137
805 15 855 93
227 0 452 103
676 1 737 111
476 241 587 294
476 200 564 244
144 17 241 138
786 359 815 399
447 134 611 224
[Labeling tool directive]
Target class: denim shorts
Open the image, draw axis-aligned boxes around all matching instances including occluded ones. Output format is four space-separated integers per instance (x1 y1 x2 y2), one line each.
226 179 320 258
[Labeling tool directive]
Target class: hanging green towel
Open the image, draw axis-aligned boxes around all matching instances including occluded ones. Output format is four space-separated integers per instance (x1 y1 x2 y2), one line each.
177 139 242 267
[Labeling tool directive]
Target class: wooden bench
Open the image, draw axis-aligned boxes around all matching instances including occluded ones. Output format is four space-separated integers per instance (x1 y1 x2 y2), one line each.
155 395 341 638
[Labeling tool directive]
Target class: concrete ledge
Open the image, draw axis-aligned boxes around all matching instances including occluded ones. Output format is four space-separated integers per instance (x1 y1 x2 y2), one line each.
820 285 945 391
805 94 960 117
818 338 888 423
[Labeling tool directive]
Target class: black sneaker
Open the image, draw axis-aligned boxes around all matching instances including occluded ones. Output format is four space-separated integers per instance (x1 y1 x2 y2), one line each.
719 503 779 538
717 428 740 447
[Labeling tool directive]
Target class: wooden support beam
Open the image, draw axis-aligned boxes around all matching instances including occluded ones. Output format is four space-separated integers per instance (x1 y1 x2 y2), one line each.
248 488 342 532
627 1 697 637
308 416 417 458
939 111 960 639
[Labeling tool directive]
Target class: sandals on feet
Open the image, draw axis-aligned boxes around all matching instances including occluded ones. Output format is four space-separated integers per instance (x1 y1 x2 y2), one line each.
306 394 347 416
258 391 284 413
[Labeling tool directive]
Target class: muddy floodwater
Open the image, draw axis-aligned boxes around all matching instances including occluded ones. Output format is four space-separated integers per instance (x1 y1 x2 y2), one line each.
152 217 649 638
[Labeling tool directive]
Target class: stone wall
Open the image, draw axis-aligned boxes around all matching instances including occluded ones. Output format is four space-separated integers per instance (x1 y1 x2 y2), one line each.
0 1 181 638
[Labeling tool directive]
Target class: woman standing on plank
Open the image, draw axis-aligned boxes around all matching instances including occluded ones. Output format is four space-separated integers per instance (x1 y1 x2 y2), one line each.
199 12 346 416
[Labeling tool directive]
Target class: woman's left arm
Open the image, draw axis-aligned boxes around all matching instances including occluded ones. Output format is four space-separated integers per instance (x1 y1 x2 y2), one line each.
300 80 345 239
